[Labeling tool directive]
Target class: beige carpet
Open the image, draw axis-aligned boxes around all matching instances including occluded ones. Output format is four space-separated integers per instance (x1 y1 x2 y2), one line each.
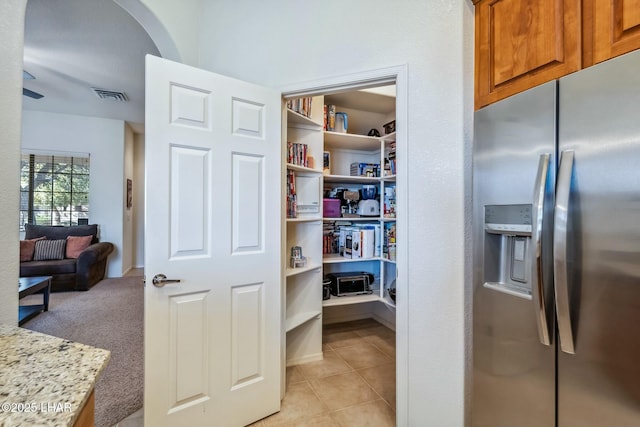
22 275 143 427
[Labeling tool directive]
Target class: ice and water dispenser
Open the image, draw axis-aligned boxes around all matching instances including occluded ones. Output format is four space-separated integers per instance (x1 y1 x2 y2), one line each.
483 204 532 299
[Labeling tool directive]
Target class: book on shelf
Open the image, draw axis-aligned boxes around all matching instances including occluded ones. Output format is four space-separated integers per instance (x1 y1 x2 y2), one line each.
286 170 297 218
287 141 309 168
323 105 328 130
287 97 313 118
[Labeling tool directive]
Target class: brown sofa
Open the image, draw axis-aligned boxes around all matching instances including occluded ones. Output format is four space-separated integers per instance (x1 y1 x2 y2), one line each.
20 224 114 292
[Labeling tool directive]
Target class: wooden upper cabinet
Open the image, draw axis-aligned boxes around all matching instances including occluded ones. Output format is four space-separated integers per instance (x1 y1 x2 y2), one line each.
474 0 582 109
589 0 640 65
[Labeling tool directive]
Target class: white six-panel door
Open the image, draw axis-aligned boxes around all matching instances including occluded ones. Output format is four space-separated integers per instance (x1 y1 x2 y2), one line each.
144 55 282 427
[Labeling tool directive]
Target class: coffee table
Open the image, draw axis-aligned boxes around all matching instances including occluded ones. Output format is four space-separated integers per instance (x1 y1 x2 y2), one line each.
18 276 52 325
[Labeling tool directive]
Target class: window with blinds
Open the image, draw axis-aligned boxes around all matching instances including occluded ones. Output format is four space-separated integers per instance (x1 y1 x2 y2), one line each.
19 153 90 230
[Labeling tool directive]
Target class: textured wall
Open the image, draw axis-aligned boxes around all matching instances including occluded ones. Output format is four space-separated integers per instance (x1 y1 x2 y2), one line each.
0 0 27 325
116 0 202 65
133 134 145 268
122 124 135 274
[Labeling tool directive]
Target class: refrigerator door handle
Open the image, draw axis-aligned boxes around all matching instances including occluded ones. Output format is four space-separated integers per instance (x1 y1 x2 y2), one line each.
532 153 552 346
554 150 576 354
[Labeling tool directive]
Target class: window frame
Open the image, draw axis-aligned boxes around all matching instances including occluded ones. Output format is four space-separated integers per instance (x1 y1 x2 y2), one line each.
20 152 90 230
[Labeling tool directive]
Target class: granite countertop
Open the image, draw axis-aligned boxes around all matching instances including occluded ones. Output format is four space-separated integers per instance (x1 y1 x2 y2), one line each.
0 324 110 427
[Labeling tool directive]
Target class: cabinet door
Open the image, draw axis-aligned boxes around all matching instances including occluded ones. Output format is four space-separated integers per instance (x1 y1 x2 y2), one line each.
474 0 581 109
590 0 640 65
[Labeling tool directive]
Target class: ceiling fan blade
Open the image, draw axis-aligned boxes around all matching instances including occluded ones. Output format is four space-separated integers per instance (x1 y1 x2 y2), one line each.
23 88 44 99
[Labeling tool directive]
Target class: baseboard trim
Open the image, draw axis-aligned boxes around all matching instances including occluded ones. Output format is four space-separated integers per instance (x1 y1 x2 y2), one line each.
323 310 396 332
322 310 374 325
371 312 396 332
286 352 323 367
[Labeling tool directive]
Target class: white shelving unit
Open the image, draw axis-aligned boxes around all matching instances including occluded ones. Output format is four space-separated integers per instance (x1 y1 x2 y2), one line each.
283 100 324 367
322 127 396 307
283 89 398 368
321 90 396 315
322 293 381 307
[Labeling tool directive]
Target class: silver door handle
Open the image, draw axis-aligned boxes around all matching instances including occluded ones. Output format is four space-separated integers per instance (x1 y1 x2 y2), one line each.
554 150 575 354
531 153 552 346
152 274 181 288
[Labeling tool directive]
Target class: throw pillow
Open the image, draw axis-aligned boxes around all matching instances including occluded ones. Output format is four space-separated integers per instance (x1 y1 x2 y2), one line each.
33 239 67 261
66 235 93 258
19 237 46 262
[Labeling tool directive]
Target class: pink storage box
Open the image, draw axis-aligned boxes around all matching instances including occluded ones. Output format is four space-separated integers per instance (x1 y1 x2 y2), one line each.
323 198 341 217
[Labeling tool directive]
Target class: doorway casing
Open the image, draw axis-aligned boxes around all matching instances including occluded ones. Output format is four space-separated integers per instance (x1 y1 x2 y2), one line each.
280 64 408 426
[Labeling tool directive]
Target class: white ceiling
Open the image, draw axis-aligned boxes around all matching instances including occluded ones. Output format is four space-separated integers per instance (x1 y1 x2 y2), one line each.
22 0 160 133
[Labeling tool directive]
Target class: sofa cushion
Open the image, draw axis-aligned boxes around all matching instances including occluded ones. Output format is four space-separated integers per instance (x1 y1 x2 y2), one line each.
20 259 77 276
66 235 93 258
25 224 99 244
19 237 45 262
33 239 66 261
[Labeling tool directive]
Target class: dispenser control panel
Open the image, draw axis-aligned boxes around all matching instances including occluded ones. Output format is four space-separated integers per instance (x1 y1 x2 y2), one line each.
484 204 532 235
483 204 532 299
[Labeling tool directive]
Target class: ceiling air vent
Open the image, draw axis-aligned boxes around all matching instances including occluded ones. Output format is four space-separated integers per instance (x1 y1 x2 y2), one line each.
91 87 128 102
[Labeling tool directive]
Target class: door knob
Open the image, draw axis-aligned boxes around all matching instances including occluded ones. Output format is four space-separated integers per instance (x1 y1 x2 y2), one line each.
152 274 181 288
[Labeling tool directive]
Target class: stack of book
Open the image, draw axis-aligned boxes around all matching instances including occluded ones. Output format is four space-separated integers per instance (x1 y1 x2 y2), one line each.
287 142 309 167
287 97 313 118
286 170 297 218
323 222 339 255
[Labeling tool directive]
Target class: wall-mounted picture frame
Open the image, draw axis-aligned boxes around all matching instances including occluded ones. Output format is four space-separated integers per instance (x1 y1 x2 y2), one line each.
126 178 132 209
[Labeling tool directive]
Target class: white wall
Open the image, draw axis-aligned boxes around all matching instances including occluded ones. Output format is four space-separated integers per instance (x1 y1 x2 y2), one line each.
116 0 203 66
0 0 27 325
122 124 135 274
133 133 145 268
21 110 126 278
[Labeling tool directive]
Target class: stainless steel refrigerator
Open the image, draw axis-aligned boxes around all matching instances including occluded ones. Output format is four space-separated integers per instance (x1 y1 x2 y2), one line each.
472 49 640 426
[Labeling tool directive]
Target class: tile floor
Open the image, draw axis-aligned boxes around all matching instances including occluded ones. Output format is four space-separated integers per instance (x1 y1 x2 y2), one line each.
114 318 396 427
253 318 396 427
